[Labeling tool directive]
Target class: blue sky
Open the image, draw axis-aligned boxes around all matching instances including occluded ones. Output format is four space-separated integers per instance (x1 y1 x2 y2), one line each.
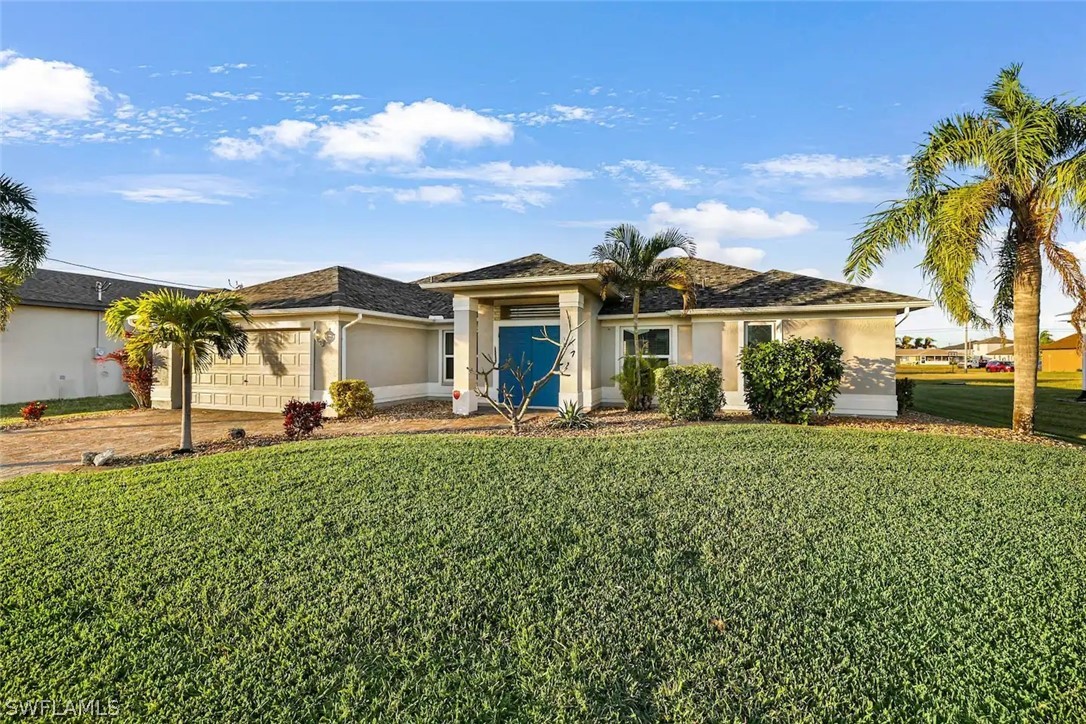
3 2 1085 342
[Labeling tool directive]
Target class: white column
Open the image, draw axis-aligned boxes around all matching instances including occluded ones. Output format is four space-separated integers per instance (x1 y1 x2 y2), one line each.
477 302 495 401
452 296 479 415
558 290 585 407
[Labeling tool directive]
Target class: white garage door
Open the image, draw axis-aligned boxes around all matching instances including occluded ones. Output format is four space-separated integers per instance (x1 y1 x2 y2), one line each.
192 329 311 412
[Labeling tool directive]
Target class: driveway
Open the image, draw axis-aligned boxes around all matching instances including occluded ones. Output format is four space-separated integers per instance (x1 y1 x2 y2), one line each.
0 409 283 480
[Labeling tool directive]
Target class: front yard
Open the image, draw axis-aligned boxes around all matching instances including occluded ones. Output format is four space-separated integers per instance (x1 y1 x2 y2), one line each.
901 370 1084 444
2 427 1084 720
0 393 133 427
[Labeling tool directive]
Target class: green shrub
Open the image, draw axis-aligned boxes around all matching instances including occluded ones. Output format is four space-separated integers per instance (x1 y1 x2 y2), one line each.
896 377 916 414
654 364 724 420
739 337 845 424
612 356 668 411
550 400 594 430
329 379 376 418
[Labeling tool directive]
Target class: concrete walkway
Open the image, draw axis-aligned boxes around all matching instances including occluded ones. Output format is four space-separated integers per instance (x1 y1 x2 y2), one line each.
0 409 283 480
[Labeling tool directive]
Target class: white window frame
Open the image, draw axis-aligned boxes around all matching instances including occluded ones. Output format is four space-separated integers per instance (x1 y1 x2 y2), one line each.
441 329 455 383
616 325 676 364
737 320 782 393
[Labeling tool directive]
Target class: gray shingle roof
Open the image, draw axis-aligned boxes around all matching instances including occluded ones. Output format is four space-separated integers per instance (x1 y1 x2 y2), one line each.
15 268 201 311
240 266 453 319
598 258 928 314
429 254 598 284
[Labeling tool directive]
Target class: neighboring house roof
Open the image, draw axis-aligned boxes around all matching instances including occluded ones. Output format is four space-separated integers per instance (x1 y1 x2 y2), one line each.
240 266 453 319
596 258 928 314
15 268 201 312
944 336 1009 350
425 253 598 284
989 345 1015 355
1042 333 1083 351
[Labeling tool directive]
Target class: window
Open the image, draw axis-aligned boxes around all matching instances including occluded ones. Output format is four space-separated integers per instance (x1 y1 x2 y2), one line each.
622 328 671 358
442 330 455 382
744 322 774 348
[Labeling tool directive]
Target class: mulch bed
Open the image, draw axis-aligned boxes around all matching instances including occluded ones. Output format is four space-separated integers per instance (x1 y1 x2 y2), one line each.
90 401 1076 473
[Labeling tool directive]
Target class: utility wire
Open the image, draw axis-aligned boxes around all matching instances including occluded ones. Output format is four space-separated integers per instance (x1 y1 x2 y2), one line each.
45 257 214 290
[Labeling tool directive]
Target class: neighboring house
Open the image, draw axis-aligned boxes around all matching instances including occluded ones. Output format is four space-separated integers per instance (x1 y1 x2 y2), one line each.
944 335 1011 356
896 348 955 365
1041 333 1083 372
0 269 200 404
987 345 1015 362
153 254 930 418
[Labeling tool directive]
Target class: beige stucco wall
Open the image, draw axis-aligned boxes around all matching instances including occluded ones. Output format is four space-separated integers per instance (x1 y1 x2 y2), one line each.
722 321 740 393
0 305 127 404
345 322 431 388
785 315 896 394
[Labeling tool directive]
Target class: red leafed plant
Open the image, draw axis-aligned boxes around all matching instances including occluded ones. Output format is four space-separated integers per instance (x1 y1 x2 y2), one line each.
100 341 159 409
283 399 327 440
20 401 47 422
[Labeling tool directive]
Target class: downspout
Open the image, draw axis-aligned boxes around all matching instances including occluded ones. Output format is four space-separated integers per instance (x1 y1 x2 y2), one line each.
340 313 365 380
895 306 912 328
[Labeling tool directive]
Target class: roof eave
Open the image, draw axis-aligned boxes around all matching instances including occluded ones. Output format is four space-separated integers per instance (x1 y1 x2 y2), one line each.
419 273 602 290
600 299 932 318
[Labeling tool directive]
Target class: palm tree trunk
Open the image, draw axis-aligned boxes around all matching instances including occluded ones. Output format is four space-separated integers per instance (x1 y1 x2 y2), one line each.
1011 239 1042 435
180 351 194 452
632 287 643 410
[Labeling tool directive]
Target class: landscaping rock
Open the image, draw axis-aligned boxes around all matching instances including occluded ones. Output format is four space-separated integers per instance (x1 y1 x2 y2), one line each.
93 449 115 467
81 451 97 466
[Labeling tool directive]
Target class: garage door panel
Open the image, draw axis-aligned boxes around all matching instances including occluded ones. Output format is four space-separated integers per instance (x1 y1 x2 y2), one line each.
192 328 311 412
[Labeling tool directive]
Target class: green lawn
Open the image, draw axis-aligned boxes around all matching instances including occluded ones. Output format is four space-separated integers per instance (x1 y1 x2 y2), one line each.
3 428 1084 720
902 370 1084 444
0 393 133 426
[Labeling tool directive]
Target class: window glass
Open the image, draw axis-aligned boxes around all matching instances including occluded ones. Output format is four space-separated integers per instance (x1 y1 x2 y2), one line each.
442 331 455 381
744 323 774 348
622 328 670 357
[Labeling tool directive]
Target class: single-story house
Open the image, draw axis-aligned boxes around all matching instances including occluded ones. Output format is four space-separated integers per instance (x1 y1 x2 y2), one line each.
896 348 954 365
987 345 1015 362
0 269 199 404
1041 333 1083 372
151 254 930 418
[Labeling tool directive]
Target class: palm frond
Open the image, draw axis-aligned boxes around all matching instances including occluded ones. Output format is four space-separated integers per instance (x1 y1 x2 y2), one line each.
845 192 941 282
0 175 38 215
1041 237 1086 331
909 113 995 191
991 228 1018 333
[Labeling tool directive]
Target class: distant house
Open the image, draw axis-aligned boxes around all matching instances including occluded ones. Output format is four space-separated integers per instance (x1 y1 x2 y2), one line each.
0 269 200 404
987 345 1015 362
896 348 955 365
944 335 1011 356
1041 333 1083 372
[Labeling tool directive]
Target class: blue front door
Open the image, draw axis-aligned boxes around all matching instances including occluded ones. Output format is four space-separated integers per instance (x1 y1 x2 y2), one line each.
498 325 560 408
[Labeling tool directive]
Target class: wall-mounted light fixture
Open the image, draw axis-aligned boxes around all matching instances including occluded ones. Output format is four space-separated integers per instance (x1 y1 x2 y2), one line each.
314 329 336 347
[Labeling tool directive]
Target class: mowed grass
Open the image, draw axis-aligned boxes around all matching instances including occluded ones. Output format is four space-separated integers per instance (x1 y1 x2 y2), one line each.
0 393 132 426
902 370 1084 444
2 427 1085 721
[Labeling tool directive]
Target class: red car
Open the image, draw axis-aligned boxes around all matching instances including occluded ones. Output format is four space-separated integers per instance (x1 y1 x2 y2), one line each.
985 360 1015 373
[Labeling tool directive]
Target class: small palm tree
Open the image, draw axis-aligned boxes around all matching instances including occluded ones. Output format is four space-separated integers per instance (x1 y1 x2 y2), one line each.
105 290 252 452
592 224 697 410
901 335 914 349
0 175 50 329
1039 329 1054 345
845 65 1086 434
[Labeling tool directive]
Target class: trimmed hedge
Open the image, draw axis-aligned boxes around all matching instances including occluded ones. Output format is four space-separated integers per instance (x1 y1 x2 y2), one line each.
739 337 844 424
329 379 376 419
654 364 724 420
896 377 916 414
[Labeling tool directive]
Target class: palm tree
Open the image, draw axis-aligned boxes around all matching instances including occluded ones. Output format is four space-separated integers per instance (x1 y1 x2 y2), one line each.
845 65 1086 435
1039 329 1054 345
592 224 697 410
105 290 252 452
900 335 914 349
923 337 936 349
1 175 50 329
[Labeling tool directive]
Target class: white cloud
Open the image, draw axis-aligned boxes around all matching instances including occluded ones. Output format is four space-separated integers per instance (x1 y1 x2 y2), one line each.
501 103 625 127
254 119 317 148
1067 240 1086 261
340 184 464 205
698 245 766 267
744 153 904 179
392 185 463 204
329 93 363 100
791 267 823 278
210 136 265 160
408 161 590 188
101 174 254 205
647 200 815 241
0 50 107 118
603 159 696 191
316 99 513 164
209 63 251 74
209 91 261 101
474 190 552 213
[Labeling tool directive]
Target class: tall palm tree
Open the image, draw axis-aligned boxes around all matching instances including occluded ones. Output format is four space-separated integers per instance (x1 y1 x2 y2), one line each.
0 175 50 329
592 224 697 410
105 290 252 452
845 65 1086 434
